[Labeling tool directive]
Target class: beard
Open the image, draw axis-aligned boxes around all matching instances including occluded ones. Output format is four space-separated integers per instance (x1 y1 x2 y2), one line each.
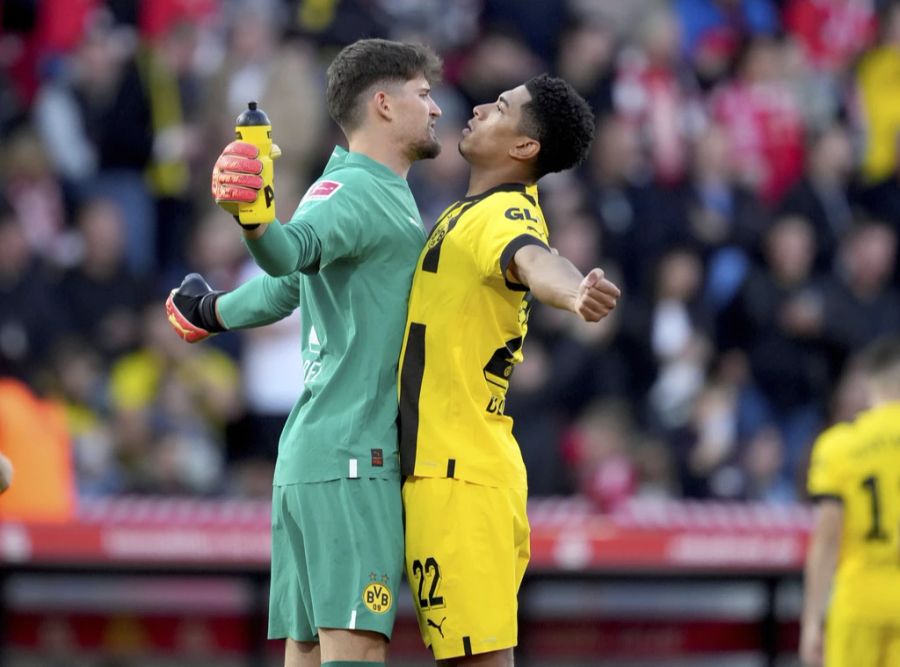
407 131 442 162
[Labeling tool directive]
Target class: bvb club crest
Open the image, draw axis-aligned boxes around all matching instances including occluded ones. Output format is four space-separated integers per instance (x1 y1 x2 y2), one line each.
362 573 392 613
426 225 447 249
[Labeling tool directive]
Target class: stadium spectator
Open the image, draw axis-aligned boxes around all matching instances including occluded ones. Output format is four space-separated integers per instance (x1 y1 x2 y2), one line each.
141 18 207 271
741 425 795 503
587 115 678 292
780 125 856 272
614 5 704 184
784 0 876 75
676 0 780 64
455 26 545 109
0 197 67 384
856 2 900 183
723 215 827 477
678 123 769 311
821 219 900 377
59 197 150 362
642 247 713 431
710 36 805 203
109 304 240 494
681 123 768 260
555 19 617 116
46 337 122 496
569 399 638 512
1 126 69 264
672 381 743 499
33 8 156 274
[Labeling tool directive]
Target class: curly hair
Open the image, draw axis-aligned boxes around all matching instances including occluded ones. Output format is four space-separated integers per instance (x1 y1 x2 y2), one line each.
520 74 595 179
326 39 443 134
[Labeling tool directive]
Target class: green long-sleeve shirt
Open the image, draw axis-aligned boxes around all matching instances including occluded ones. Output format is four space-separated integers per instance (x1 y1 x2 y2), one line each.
218 146 426 484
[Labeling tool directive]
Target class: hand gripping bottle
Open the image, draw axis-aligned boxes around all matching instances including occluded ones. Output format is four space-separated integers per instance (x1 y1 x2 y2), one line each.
235 101 280 225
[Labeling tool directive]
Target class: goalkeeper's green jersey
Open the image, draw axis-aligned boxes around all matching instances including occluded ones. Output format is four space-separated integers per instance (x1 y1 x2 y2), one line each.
218 146 426 484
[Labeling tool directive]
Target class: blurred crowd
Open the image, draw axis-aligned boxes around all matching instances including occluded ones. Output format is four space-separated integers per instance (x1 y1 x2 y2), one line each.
1 0 898 507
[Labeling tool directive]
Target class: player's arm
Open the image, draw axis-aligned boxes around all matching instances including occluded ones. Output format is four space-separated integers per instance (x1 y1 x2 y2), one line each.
217 272 300 329
510 245 620 322
212 141 321 276
241 217 323 277
166 272 298 343
800 499 843 667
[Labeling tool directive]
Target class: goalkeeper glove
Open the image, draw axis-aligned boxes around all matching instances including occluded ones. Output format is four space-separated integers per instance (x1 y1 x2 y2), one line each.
211 140 280 229
165 273 226 343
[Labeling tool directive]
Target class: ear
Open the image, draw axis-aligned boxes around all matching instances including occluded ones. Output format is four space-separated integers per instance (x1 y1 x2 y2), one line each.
372 90 393 122
509 138 540 163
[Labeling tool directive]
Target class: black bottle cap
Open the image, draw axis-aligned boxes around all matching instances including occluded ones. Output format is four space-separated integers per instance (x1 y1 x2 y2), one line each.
236 101 270 126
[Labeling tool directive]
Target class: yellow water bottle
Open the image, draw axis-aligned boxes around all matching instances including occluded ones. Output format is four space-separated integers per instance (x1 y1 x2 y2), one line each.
235 101 279 225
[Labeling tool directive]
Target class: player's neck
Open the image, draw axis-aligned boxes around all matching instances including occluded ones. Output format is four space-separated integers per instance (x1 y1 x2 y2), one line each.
465 167 530 198
347 134 412 178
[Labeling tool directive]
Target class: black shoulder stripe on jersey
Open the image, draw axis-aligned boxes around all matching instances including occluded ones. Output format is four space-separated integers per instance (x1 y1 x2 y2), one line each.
519 191 536 207
399 323 427 476
809 493 843 504
499 234 551 291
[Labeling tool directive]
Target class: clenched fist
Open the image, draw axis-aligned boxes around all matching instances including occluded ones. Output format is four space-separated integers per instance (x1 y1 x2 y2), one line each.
574 268 620 322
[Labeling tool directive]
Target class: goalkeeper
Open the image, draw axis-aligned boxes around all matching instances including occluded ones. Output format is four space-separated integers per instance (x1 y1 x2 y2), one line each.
166 39 442 667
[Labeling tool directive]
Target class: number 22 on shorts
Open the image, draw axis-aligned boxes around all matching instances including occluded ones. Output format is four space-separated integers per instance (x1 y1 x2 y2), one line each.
411 557 445 609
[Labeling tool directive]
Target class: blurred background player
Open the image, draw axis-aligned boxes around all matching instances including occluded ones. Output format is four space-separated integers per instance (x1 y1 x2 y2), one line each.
399 74 619 665
801 335 900 666
166 39 442 667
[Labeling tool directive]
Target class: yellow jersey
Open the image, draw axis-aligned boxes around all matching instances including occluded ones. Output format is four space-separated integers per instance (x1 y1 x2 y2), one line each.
397 183 550 490
807 402 900 623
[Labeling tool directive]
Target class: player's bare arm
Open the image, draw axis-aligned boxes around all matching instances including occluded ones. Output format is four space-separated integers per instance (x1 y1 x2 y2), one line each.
510 244 620 322
800 499 843 667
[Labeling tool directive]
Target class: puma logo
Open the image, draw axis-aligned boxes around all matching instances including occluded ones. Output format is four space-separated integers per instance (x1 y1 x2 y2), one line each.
427 616 447 638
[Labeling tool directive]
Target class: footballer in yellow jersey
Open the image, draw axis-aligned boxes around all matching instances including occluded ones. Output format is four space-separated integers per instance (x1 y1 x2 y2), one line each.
398 75 620 664
801 337 900 667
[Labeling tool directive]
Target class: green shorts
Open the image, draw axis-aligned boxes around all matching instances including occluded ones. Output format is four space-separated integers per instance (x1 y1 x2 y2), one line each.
267 478 403 642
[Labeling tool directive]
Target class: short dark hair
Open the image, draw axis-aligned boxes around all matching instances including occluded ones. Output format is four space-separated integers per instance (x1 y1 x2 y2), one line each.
520 74 595 179
326 39 442 133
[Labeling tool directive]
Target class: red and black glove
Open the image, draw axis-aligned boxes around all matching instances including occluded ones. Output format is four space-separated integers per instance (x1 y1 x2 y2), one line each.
211 140 264 227
165 273 226 343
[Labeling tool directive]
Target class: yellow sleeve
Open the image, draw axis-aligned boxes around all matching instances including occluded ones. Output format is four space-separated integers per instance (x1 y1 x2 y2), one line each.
807 423 852 502
472 192 550 286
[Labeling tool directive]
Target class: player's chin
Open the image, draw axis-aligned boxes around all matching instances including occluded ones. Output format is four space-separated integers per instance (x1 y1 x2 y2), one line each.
412 137 442 161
